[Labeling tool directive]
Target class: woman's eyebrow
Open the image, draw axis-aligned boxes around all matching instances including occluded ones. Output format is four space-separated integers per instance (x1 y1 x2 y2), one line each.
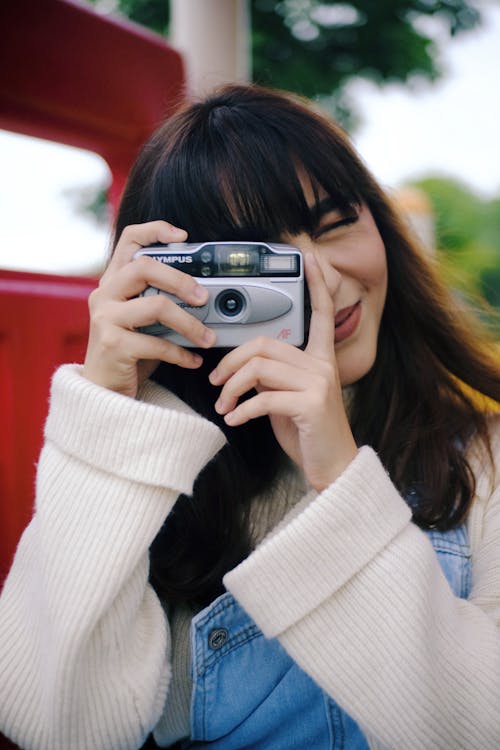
310 196 339 217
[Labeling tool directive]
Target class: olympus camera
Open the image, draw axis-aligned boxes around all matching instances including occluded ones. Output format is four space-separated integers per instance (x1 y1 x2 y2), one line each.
134 241 304 347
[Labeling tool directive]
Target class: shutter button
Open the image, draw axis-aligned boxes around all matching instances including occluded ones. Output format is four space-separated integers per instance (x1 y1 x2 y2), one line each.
208 627 228 650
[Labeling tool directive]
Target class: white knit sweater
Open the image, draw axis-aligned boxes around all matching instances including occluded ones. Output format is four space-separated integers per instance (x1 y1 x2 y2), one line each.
0 364 499 750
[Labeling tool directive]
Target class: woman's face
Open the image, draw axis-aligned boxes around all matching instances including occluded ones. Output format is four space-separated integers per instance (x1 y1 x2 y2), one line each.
283 184 388 386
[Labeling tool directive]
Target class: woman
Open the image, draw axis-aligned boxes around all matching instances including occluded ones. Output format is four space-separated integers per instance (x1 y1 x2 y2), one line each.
0 83 499 750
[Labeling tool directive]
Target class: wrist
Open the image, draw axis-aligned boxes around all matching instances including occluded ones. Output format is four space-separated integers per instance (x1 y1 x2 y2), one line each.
309 441 358 492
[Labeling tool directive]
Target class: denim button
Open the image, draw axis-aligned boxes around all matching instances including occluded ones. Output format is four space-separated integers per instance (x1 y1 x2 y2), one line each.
208 627 228 650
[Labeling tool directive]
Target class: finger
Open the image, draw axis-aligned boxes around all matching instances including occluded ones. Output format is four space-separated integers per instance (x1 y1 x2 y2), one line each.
223 390 301 426
105 221 188 276
214 358 315 414
304 253 336 359
108 295 216 349
209 335 312 386
98 254 209 307
104 327 205 370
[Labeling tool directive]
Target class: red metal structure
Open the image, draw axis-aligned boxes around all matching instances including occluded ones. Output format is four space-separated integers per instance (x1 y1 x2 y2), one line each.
0 0 184 587
0 0 184 207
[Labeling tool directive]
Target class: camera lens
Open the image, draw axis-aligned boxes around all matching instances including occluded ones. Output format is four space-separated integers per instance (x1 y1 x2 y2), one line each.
215 289 245 318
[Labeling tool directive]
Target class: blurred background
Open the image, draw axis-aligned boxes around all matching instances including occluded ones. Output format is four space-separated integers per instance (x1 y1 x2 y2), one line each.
1 0 499 334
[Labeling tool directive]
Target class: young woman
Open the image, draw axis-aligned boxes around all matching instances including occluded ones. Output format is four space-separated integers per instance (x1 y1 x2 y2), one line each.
0 83 499 750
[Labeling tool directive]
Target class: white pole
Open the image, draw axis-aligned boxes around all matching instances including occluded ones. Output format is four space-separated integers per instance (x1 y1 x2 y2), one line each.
170 0 250 97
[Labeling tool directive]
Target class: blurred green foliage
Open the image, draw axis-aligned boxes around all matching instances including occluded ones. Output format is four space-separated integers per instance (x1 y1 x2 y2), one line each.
251 0 480 127
412 176 500 330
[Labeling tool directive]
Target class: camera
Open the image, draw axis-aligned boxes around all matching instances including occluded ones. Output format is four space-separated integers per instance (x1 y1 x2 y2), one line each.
134 241 304 347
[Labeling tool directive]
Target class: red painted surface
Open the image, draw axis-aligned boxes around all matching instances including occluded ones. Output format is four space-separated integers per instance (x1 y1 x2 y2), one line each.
0 0 185 207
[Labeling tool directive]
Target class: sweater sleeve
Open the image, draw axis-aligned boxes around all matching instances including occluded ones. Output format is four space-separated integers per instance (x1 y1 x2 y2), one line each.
0 365 226 750
224 430 500 750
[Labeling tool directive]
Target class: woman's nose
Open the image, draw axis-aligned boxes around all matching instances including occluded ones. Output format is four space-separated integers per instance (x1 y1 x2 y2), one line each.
311 250 342 299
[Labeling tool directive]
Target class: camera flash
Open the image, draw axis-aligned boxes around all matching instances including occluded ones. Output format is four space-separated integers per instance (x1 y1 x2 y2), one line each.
261 254 298 273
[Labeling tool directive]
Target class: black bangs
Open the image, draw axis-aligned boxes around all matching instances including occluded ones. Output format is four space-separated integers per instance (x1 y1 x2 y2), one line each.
122 86 365 244
152 106 312 241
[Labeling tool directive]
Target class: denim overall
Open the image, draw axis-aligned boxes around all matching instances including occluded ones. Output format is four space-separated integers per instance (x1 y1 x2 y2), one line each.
182 522 471 749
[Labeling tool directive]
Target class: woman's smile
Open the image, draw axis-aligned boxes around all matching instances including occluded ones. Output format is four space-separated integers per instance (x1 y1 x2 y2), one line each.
334 300 362 344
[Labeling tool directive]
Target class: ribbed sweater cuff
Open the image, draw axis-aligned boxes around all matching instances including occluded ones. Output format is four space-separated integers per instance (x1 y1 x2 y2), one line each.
224 447 412 637
45 365 227 494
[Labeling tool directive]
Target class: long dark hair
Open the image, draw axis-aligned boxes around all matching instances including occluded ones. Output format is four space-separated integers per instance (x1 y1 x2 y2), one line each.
114 83 500 608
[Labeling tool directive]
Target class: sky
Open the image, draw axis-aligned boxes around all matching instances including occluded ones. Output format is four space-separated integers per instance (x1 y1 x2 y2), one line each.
1 2 499 276
351 2 500 200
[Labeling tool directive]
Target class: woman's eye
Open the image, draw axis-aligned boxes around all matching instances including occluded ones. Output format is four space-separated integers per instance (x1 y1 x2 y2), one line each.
315 214 358 238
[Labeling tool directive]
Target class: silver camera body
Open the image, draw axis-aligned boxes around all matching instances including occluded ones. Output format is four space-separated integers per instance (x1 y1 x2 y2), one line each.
134 241 304 347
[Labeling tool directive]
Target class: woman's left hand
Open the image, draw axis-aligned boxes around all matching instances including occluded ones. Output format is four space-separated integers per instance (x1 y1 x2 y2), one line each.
208 254 358 491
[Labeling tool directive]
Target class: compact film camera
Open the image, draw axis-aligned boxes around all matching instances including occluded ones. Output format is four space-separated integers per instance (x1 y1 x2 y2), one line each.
134 241 304 347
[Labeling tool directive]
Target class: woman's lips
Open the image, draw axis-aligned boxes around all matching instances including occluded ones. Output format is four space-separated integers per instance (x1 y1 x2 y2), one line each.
334 301 361 344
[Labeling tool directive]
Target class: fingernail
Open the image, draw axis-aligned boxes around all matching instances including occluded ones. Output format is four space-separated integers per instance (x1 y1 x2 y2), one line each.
172 225 187 236
214 398 224 413
202 329 216 346
194 284 208 300
209 368 219 384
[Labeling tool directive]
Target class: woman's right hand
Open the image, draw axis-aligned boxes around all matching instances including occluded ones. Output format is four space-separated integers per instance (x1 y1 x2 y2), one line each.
83 221 216 398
